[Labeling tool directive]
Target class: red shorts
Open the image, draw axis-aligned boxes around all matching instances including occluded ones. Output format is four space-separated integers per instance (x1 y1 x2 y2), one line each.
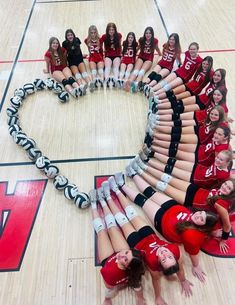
89 53 104 63
121 56 135 65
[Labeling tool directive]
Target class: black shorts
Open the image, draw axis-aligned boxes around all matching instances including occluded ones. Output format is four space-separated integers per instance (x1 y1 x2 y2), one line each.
68 55 84 67
184 84 194 96
195 96 206 110
105 56 121 62
184 183 199 206
158 63 171 72
127 226 154 248
154 200 178 235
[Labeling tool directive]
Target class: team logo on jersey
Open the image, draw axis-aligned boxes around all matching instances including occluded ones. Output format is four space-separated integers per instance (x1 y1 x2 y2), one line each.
0 179 47 271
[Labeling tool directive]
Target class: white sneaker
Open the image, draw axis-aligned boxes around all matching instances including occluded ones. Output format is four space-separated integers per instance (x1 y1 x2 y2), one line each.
114 172 125 187
125 165 137 177
97 187 105 202
71 87 79 98
139 150 148 161
89 189 97 203
134 155 148 170
102 181 111 199
130 161 144 175
108 176 119 193
89 81 95 93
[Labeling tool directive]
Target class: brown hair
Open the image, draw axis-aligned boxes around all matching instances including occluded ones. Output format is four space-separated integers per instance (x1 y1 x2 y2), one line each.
104 22 121 49
126 249 145 288
48 37 66 66
139 27 155 53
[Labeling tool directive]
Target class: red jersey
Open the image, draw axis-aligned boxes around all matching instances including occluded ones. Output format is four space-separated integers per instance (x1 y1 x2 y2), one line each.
138 38 159 62
157 44 178 71
197 140 229 166
44 47 67 73
193 163 230 188
193 188 230 213
175 51 203 82
84 38 103 62
185 70 213 95
161 205 206 255
197 122 215 144
100 253 128 286
121 43 138 65
100 33 122 57
197 82 216 107
135 233 180 272
195 102 228 124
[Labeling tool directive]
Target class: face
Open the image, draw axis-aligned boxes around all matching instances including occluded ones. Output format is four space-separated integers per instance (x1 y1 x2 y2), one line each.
209 109 220 122
213 128 226 143
51 39 59 50
189 45 198 57
202 60 210 72
219 180 234 195
213 90 223 104
214 152 228 168
108 27 115 36
128 34 134 44
157 247 176 269
213 71 222 84
116 250 133 269
90 29 97 39
191 211 206 226
66 32 74 42
145 30 152 41
169 36 175 47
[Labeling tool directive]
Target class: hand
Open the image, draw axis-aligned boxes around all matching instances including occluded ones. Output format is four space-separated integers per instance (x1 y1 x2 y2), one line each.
219 239 229 254
136 296 147 305
191 265 206 282
103 297 112 305
43 68 49 74
156 296 168 305
180 280 193 297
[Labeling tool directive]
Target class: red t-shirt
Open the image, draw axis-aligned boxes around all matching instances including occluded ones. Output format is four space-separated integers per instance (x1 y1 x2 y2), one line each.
185 70 213 95
138 38 159 62
197 123 215 144
175 51 203 82
44 47 67 73
161 205 206 255
100 33 122 57
197 141 230 166
195 102 228 124
84 38 104 62
135 233 180 271
100 253 128 286
197 82 216 107
193 164 230 188
157 44 178 71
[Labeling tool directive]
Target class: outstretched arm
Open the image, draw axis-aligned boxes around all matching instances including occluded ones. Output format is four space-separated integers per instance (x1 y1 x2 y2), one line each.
150 269 168 305
214 203 231 253
176 258 193 297
134 286 147 305
189 254 206 283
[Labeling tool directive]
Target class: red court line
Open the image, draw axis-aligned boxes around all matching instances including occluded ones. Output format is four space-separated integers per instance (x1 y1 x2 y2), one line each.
0 49 235 64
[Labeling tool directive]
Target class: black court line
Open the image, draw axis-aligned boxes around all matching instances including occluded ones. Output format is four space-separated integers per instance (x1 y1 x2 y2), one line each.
0 0 37 114
0 155 135 167
153 0 169 37
36 0 98 3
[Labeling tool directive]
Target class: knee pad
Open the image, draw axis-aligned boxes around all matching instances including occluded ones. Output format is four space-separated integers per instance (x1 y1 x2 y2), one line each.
171 133 181 142
132 69 139 76
105 214 117 229
91 69 97 76
159 80 168 88
171 126 182 134
124 206 138 220
174 120 182 127
148 71 158 81
93 218 105 233
164 164 174 175
172 113 180 121
134 193 147 207
175 100 184 114
114 212 129 226
170 99 178 109
98 68 104 75
161 173 172 183
166 89 174 98
143 186 156 198
154 74 162 82
169 142 178 158
163 83 172 91
75 72 82 80
62 79 70 87
169 94 177 103
167 157 176 166
68 77 76 85
82 71 88 78
156 181 168 191
138 69 145 76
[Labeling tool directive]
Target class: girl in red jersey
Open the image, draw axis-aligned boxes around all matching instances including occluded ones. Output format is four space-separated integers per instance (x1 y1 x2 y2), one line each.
43 37 80 97
100 22 122 87
150 42 202 96
90 188 146 305
84 25 104 87
62 29 94 94
123 171 235 254
132 149 233 189
114 170 218 283
117 32 138 88
100 177 193 305
125 27 162 92
150 56 213 106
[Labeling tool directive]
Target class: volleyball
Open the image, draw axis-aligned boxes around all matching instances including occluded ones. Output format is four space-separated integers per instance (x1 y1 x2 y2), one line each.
53 175 68 190
9 124 22 136
53 82 63 94
44 165 59 179
6 106 18 116
34 78 46 90
58 91 69 103
45 78 55 90
7 115 19 126
22 138 36 150
14 88 26 99
64 184 80 200
74 192 90 209
27 147 42 161
14 132 28 145
23 83 36 94
35 156 51 170
10 96 22 108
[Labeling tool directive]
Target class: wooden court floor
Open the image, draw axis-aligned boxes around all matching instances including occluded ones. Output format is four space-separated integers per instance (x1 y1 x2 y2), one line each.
0 1 235 305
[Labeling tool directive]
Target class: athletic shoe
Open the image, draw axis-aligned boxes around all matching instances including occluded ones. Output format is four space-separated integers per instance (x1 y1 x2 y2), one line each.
97 187 105 202
111 77 117 88
108 176 119 193
143 84 150 96
114 172 125 187
89 81 95 93
94 78 99 88
71 87 79 98
139 150 148 162
142 144 152 156
130 81 137 93
89 189 97 203
134 155 148 170
102 181 111 199
125 164 137 178
138 81 145 92
130 160 143 175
